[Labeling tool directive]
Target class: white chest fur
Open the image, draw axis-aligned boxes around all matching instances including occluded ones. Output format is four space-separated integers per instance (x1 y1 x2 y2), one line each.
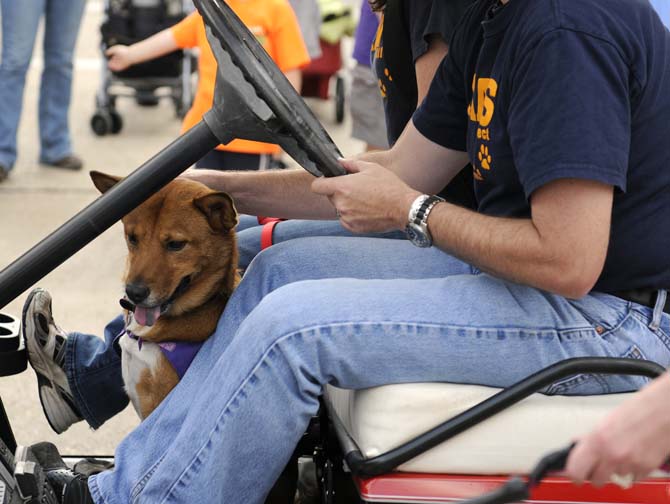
119 333 163 418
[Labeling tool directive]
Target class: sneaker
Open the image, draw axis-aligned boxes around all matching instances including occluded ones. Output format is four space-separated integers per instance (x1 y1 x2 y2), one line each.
29 442 94 504
14 444 60 504
23 289 83 434
0 164 8 182
42 155 83 171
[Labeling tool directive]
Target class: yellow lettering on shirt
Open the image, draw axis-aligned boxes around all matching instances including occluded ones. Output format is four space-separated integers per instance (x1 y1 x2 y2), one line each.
468 75 498 180
476 78 498 127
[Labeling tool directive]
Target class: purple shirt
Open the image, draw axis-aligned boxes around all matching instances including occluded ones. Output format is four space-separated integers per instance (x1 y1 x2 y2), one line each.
125 332 203 380
352 2 379 67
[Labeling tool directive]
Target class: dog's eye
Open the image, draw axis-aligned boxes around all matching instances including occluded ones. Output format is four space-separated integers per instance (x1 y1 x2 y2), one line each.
166 240 187 252
127 234 138 246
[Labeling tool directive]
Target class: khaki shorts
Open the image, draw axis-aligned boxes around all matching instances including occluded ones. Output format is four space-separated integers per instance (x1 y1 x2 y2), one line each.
350 64 389 149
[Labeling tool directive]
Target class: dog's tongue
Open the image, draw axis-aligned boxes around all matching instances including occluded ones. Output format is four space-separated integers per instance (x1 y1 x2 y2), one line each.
134 306 161 327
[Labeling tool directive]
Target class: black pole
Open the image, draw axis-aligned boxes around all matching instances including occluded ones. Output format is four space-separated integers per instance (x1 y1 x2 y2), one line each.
0 120 219 310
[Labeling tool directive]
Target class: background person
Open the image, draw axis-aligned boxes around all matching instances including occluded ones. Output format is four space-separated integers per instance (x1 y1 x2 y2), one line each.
106 4 310 171
349 1 389 152
0 0 87 182
566 372 670 486
287 0 322 59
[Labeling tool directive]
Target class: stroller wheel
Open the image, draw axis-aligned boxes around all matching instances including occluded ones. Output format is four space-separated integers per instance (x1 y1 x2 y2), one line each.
335 76 345 124
90 111 112 137
109 111 123 134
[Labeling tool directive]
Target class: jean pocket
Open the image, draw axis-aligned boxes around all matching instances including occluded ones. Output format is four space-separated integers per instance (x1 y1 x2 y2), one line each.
568 294 631 335
544 344 647 395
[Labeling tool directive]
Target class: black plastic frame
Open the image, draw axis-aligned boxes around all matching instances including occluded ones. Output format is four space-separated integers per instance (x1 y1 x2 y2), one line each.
0 122 219 310
327 357 666 479
193 0 345 178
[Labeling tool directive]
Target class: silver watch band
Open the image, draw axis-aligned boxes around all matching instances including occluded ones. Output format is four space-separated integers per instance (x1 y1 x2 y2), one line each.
418 196 445 227
407 194 430 226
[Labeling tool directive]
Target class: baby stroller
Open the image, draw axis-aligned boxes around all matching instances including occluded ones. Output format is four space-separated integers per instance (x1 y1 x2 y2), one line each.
300 0 355 124
90 0 195 136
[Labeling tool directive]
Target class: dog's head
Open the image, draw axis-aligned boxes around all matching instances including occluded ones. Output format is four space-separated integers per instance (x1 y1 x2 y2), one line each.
91 171 239 326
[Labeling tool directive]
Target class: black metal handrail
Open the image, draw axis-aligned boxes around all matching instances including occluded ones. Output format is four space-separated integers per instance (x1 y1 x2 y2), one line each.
0 123 218 310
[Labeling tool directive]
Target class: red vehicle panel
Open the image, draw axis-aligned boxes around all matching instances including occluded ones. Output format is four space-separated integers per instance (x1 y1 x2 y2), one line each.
357 473 670 503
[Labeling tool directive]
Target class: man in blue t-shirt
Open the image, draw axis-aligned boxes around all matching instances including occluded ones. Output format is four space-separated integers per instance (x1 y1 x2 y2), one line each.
19 1 670 501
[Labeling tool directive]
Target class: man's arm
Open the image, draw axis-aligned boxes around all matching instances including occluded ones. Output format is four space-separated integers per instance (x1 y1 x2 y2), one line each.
313 159 613 298
415 35 449 105
106 29 179 72
426 178 613 298
184 120 469 219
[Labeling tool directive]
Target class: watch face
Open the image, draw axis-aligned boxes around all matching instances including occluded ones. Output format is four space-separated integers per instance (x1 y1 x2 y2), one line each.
406 223 432 248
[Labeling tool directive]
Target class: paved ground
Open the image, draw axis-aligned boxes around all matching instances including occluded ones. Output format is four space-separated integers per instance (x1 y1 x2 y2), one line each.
0 1 363 455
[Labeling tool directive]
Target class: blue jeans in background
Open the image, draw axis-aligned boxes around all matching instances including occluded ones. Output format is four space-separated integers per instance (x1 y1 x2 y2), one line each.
0 0 86 169
78 236 670 503
64 218 406 428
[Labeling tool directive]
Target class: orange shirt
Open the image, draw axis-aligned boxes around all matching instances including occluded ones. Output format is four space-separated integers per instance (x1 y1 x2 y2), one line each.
171 3 309 155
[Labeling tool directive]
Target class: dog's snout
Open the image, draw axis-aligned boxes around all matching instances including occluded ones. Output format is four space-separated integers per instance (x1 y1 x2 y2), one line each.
125 282 150 304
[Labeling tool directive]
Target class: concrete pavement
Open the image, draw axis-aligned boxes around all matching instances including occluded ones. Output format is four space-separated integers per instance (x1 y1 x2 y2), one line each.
0 1 363 455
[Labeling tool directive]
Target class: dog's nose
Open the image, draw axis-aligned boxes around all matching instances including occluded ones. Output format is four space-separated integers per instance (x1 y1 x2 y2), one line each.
125 283 150 304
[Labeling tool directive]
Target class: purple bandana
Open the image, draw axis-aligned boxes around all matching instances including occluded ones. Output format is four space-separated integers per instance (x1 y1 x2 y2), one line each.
126 332 203 379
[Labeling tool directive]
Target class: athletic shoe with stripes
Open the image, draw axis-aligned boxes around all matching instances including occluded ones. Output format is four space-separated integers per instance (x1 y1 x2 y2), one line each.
22 289 83 434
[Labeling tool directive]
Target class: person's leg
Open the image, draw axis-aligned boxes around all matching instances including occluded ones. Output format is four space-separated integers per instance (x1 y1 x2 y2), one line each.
23 236 452 432
350 63 389 151
236 214 261 233
90 237 670 503
66 317 130 429
38 0 86 165
23 289 130 432
0 0 44 170
236 219 405 269
25 221 403 431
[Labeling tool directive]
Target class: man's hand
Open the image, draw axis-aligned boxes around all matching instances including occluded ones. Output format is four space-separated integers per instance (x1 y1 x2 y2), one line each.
565 373 670 487
106 45 135 72
311 159 421 233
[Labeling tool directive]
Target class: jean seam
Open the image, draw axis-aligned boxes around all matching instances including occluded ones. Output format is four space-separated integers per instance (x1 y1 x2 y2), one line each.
153 320 599 502
631 310 670 352
131 453 167 502
89 474 108 504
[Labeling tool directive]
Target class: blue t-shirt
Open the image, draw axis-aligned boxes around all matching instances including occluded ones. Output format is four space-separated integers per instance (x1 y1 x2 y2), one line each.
352 3 378 67
413 0 670 293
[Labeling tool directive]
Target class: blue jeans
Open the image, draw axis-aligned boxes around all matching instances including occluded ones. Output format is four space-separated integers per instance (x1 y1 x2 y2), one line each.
78 236 670 503
65 219 406 428
0 0 85 169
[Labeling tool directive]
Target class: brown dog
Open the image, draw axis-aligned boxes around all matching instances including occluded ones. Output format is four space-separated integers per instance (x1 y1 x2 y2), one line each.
91 171 240 419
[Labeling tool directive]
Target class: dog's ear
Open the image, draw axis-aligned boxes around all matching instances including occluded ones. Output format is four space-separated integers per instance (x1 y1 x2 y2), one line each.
90 171 122 194
194 192 239 233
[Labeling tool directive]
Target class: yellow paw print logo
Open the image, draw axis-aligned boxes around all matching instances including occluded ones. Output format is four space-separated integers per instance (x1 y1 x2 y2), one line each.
478 144 492 170
378 79 387 98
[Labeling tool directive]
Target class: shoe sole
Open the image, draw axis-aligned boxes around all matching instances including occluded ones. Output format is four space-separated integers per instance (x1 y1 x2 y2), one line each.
22 289 79 435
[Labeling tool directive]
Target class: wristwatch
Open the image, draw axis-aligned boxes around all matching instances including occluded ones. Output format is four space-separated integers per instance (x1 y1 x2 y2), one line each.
405 194 445 248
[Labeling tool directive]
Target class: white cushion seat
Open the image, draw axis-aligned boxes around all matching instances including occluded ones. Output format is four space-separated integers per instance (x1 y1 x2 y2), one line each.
326 383 632 475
